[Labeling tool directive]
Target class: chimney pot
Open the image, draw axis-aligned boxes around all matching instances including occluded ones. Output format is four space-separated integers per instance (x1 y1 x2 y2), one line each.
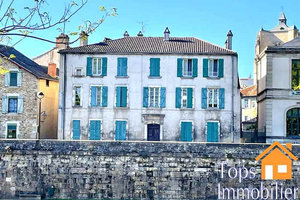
123 31 129 38
79 31 89 46
48 63 57 77
164 27 170 41
56 33 69 49
137 31 143 37
225 30 233 50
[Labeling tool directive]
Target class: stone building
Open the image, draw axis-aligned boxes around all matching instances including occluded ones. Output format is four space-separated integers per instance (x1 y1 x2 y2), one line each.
58 28 241 142
0 45 59 139
254 12 300 142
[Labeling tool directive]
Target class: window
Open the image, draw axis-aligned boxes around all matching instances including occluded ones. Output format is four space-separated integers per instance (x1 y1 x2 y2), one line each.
117 58 128 76
7 124 17 139
92 58 102 76
115 121 127 140
90 120 101 140
183 59 193 77
8 97 18 113
207 121 219 142
46 80 50 87
208 88 219 108
149 87 160 108
251 101 256 108
74 86 81 106
10 72 17 86
143 87 166 108
116 86 128 107
181 121 193 142
73 120 81 140
292 60 300 90
286 108 300 136
175 87 193 109
182 88 188 108
242 99 249 109
149 58 160 77
4 70 22 87
208 59 219 77
91 86 102 107
75 68 82 76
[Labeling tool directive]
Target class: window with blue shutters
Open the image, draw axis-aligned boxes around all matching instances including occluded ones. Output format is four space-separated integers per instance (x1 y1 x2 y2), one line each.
177 58 198 78
90 86 107 107
117 58 128 77
207 121 219 142
5 70 22 87
115 121 127 140
204 88 225 109
206 59 224 78
72 120 81 140
116 86 128 107
181 121 193 142
90 120 101 140
150 58 160 77
86 57 107 76
143 87 166 108
176 87 193 109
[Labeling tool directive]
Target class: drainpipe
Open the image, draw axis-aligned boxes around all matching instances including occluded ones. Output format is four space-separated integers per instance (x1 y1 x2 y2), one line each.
231 55 236 143
63 54 67 139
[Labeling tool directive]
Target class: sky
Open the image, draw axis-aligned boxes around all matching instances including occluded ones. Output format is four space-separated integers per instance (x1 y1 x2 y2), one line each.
6 0 300 78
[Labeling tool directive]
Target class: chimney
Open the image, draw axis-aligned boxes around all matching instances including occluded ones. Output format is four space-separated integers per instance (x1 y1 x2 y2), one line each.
56 33 69 49
286 143 292 151
137 31 143 37
48 63 57 77
79 31 88 46
123 31 129 38
164 27 170 41
226 30 233 50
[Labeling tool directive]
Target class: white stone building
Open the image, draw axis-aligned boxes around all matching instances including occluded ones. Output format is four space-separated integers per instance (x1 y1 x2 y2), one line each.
255 12 300 142
58 28 241 142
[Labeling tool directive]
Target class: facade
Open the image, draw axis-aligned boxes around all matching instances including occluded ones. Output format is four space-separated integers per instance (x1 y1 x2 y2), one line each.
241 85 257 131
0 45 59 139
255 12 300 142
58 28 241 142
240 77 253 89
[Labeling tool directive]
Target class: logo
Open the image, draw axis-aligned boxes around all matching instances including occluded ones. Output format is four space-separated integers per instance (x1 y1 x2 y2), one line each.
256 141 298 180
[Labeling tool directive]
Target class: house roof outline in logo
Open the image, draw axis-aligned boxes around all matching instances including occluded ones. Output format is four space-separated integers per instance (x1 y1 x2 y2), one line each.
256 141 298 180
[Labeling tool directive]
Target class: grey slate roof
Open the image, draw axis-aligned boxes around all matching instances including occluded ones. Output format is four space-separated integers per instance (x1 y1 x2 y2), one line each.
266 37 300 53
0 45 57 81
59 37 236 55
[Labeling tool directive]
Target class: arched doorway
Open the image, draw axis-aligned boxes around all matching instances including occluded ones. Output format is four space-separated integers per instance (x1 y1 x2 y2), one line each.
286 108 300 136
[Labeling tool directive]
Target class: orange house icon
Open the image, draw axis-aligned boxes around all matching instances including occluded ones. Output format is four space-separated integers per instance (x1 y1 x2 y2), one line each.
256 141 298 180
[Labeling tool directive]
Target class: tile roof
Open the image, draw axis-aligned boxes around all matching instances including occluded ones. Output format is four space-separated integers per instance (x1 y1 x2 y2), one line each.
0 45 57 81
241 85 257 96
59 37 237 55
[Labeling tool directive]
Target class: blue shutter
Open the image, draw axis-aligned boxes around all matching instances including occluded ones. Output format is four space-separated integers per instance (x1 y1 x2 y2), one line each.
73 120 81 140
95 120 101 140
4 73 9 86
207 122 219 142
116 87 121 107
117 58 127 76
177 58 183 77
91 86 97 107
218 59 224 78
89 120 96 140
192 59 198 77
150 58 160 77
201 88 207 109
176 87 181 108
17 95 23 113
17 71 22 86
2 95 8 113
219 88 225 109
143 87 149 108
102 57 107 76
102 86 108 107
115 121 126 140
160 87 166 108
181 122 192 142
121 87 127 107
187 88 193 108
86 57 92 76
203 59 208 77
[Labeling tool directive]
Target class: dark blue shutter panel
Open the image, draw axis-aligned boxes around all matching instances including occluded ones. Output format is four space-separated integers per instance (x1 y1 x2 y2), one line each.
90 120 96 140
207 122 219 142
102 86 108 107
86 57 92 76
73 120 80 140
115 121 126 140
187 88 193 108
201 88 207 109
176 87 181 108
218 59 224 78
219 88 225 109
117 58 127 76
177 58 183 77
91 86 97 107
203 59 208 77
143 87 149 108
192 59 198 77
160 87 166 108
95 120 101 140
121 87 127 107
150 58 160 77
116 87 121 107
181 122 192 142
102 57 107 76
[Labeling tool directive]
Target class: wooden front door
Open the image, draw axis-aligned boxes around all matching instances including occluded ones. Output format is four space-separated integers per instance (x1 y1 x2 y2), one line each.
147 124 160 141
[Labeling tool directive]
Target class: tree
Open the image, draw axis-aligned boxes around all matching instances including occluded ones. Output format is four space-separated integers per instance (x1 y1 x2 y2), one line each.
0 0 117 74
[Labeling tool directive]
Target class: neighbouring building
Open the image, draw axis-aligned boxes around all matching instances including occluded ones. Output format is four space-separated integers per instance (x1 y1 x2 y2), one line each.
241 85 257 131
254 12 300 142
0 45 59 139
58 28 241 142
240 77 253 89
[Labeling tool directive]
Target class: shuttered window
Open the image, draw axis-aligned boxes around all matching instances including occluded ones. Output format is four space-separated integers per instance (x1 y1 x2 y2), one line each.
72 120 81 140
86 57 107 76
207 121 219 142
90 86 108 107
117 58 128 76
176 87 193 108
89 120 101 140
116 86 128 107
177 58 198 77
181 122 193 142
202 88 225 109
203 58 224 78
150 58 160 77
115 121 127 140
143 87 166 108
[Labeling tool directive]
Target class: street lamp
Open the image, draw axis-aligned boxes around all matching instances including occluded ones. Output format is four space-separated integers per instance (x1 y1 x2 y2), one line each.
37 92 45 139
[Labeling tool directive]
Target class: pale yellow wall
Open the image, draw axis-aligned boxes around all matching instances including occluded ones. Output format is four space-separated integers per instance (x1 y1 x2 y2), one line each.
38 79 59 139
242 97 257 121
33 48 60 68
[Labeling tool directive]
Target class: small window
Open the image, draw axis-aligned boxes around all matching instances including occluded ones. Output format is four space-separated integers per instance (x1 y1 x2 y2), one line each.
183 59 193 77
92 58 102 76
10 72 18 86
75 68 82 76
8 97 18 113
208 59 219 77
208 88 219 108
46 80 50 87
7 124 17 138
74 86 81 106
182 88 188 108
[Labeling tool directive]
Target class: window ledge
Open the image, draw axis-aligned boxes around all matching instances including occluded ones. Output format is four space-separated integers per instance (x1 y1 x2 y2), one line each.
90 75 105 78
180 76 194 79
206 108 221 111
115 107 129 110
72 106 82 108
115 75 129 78
179 108 195 111
146 107 163 110
205 77 221 80
89 106 104 108
148 76 162 79
72 75 85 78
